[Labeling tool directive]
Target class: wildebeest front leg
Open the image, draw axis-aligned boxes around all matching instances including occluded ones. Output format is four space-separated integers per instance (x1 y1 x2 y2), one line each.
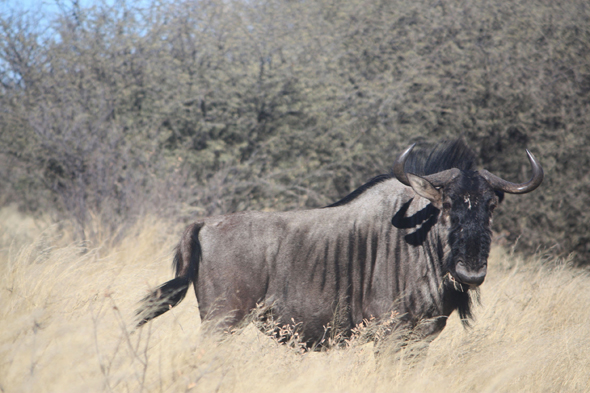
374 316 447 361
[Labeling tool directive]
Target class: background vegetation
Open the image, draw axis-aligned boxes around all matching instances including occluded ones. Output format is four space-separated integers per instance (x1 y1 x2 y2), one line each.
0 0 589 260
1 208 589 392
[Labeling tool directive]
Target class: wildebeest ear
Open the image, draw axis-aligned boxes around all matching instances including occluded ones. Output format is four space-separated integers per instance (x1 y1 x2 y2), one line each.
407 173 443 209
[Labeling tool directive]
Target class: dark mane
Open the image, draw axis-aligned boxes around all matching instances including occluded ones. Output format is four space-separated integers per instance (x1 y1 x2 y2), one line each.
404 139 476 176
326 174 392 208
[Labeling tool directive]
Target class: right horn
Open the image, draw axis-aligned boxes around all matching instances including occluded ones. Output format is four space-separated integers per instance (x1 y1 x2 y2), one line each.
480 150 544 194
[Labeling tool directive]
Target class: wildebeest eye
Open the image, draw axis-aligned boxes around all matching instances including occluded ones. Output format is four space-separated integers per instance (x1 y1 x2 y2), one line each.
443 202 452 210
489 201 498 212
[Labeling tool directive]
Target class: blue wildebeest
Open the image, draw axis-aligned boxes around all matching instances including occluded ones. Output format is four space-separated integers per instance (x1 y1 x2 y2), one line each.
136 140 543 347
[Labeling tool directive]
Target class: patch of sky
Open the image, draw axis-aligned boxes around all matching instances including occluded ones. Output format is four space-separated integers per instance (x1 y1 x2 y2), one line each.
0 0 152 16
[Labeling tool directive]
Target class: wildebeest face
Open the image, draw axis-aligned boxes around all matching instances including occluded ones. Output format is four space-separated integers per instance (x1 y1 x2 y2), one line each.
440 172 501 287
407 171 500 286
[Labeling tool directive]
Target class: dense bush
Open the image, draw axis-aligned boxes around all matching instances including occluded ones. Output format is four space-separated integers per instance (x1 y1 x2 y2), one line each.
0 0 588 261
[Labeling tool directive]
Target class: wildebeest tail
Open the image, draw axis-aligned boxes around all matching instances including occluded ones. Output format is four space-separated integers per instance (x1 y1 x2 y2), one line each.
135 223 203 327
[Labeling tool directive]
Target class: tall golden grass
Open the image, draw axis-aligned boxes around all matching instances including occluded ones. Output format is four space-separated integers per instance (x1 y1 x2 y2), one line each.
1 205 589 392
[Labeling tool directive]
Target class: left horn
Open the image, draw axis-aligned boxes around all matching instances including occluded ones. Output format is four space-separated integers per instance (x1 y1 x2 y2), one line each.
480 149 544 194
394 143 460 187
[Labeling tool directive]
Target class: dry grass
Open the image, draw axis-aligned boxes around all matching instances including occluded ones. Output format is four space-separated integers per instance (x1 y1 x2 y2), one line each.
1 206 589 392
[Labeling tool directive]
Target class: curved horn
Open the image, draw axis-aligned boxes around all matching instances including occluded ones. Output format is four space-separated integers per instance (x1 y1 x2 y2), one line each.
393 144 416 186
394 143 461 187
480 149 544 194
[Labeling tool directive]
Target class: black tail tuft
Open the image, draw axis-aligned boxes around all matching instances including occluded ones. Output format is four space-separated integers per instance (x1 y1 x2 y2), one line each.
135 276 190 328
135 223 203 328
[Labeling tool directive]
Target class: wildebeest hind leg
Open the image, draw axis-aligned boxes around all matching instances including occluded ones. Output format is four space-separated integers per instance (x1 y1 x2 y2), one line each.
198 293 256 334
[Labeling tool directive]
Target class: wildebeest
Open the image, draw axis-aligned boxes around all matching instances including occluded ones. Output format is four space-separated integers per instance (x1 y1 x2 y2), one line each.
136 140 543 347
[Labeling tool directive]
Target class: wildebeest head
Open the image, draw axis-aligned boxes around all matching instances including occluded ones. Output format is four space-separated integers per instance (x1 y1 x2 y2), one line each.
393 143 543 287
